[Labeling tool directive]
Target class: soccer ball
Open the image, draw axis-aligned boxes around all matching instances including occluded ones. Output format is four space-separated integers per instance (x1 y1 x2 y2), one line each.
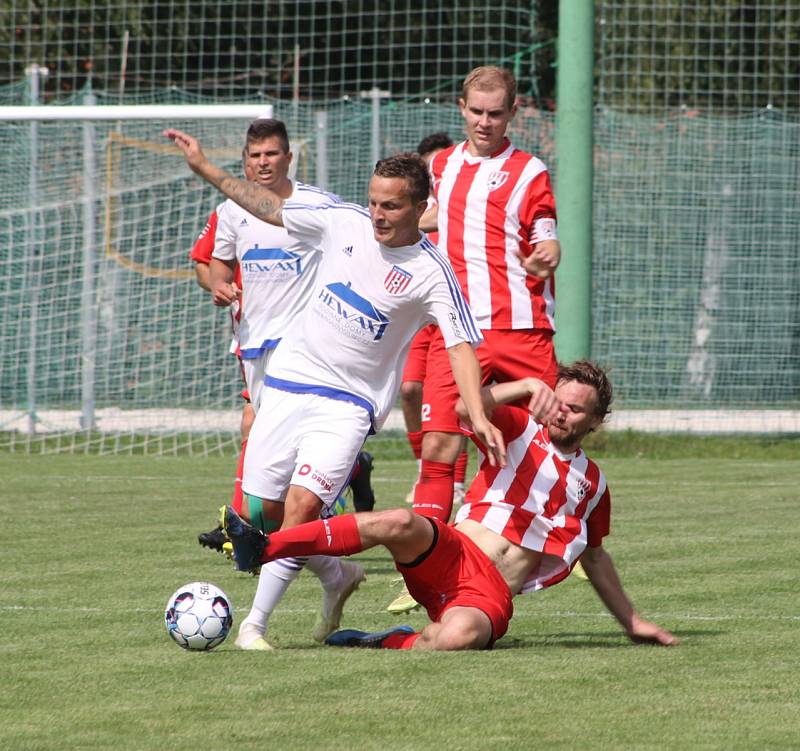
164 581 233 651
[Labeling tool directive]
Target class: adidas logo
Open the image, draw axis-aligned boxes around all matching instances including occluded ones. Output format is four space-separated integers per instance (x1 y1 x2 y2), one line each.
239 218 248 226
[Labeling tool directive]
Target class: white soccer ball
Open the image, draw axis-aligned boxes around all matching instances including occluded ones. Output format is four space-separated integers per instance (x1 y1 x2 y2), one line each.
164 581 233 651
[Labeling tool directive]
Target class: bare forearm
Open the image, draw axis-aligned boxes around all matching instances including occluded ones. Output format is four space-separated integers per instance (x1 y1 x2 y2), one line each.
448 342 486 424
209 257 234 288
582 548 636 631
194 263 211 292
205 165 284 225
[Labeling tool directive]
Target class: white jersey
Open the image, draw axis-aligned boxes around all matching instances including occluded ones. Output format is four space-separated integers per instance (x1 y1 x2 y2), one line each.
268 201 482 430
212 182 339 359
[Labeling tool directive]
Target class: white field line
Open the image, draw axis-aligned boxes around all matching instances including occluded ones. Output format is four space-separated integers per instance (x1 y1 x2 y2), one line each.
3 604 798 622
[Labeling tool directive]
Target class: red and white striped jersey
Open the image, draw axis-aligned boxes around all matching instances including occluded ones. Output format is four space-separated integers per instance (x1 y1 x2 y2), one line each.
455 404 610 594
190 204 241 355
430 139 557 331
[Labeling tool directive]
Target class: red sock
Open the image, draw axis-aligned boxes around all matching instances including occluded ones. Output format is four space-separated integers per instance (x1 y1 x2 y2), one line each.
407 430 423 460
231 438 248 515
454 448 468 484
262 514 363 562
412 459 454 522
382 631 420 649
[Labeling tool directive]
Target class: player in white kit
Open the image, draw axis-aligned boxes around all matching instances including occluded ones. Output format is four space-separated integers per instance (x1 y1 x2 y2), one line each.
166 127 505 649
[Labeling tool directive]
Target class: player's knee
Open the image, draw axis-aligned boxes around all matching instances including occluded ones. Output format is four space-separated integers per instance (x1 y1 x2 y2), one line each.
371 507 423 542
420 431 462 463
400 381 422 403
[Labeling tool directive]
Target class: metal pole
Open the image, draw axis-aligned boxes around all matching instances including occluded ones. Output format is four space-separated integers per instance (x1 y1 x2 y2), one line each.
554 0 594 362
315 110 328 191
24 63 47 434
360 86 390 166
80 92 98 430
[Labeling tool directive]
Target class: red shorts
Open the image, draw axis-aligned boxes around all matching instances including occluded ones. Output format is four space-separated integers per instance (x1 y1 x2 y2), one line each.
421 327 558 433
397 518 514 646
402 324 437 384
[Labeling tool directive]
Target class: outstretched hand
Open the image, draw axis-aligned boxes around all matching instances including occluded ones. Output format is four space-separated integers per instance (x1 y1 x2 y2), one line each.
628 615 679 647
164 128 208 175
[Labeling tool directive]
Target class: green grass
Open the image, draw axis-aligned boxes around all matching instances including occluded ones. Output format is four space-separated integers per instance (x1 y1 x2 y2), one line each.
2 445 799 750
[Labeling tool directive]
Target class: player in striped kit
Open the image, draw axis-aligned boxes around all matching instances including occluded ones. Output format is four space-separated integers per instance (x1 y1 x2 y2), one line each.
412 66 561 529
166 127 505 650
223 360 677 650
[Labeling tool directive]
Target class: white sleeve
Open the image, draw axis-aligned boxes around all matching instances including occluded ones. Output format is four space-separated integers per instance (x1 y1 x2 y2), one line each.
280 202 331 249
211 203 237 261
425 272 483 349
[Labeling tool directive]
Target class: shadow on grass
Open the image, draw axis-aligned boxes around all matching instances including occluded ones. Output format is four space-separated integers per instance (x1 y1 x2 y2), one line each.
497 628 717 648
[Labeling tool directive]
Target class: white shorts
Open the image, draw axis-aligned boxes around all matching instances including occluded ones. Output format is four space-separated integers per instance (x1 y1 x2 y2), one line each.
241 388 371 509
240 349 276 413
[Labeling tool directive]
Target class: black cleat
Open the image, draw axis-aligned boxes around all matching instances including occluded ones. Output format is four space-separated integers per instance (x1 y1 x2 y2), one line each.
324 625 415 648
198 524 228 553
222 506 268 573
350 450 376 512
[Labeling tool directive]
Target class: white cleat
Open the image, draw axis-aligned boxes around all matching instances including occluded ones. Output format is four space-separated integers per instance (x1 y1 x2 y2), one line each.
312 560 366 642
235 622 275 651
404 483 417 505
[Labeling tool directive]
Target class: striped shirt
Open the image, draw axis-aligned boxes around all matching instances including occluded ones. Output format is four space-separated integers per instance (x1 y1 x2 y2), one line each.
431 139 557 331
455 404 610 593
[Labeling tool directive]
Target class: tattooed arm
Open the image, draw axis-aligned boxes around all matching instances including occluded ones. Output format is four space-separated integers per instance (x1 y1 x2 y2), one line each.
164 128 285 226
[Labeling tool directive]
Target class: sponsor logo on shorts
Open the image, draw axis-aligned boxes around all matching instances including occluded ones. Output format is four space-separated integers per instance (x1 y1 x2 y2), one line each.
297 464 333 492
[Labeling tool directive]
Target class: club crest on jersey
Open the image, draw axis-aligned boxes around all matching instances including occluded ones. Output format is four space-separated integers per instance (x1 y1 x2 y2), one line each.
486 170 510 191
241 245 302 279
317 281 389 341
384 265 413 295
574 477 592 501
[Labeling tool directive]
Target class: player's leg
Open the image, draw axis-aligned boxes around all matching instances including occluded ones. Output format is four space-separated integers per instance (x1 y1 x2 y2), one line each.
226 506 435 569
411 606 492 650
237 393 371 648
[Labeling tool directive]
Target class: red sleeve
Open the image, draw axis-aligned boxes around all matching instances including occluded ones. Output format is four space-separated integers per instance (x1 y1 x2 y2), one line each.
465 404 532 452
429 144 456 202
586 486 611 547
517 169 557 245
189 209 218 264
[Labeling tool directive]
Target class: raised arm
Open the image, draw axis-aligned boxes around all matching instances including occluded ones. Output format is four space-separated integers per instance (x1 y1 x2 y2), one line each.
581 545 679 646
164 129 285 227
455 376 559 427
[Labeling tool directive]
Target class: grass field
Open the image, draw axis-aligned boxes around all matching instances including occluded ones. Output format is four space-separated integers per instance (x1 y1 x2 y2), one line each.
2 436 799 750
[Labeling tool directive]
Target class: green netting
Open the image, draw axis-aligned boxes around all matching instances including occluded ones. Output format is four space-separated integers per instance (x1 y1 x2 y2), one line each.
1 1 798 453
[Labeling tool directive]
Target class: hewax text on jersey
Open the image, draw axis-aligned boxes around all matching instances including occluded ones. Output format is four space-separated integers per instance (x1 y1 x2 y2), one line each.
265 201 482 431
212 181 340 360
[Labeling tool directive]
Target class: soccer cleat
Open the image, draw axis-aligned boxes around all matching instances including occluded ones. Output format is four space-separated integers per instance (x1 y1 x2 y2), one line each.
325 625 415 648
312 560 367 642
197 524 228 553
223 506 268 573
234 622 274 651
404 482 416 505
350 451 376 512
386 584 422 614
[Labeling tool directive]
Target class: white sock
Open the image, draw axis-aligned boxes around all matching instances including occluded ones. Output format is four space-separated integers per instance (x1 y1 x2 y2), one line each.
242 557 307 632
305 555 343 591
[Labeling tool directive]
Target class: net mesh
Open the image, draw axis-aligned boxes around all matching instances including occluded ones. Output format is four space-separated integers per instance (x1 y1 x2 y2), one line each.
1 1 798 453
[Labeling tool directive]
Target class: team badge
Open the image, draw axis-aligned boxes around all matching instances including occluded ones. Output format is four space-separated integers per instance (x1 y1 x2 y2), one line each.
384 265 413 295
486 170 510 191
